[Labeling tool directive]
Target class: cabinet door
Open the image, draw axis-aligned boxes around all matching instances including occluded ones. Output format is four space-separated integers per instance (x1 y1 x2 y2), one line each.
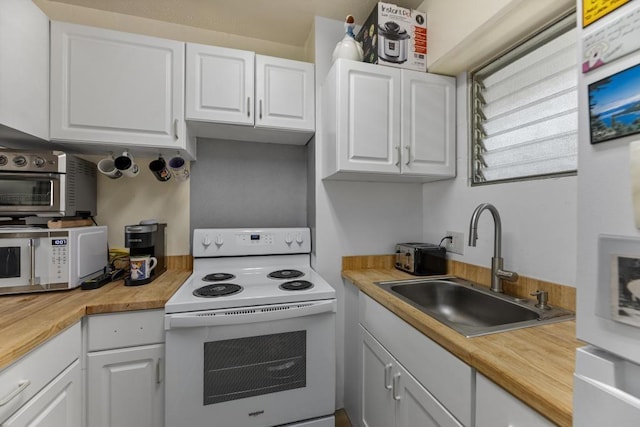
87 344 164 427
50 22 184 149
186 44 254 126
335 60 401 174
0 0 49 141
476 373 554 427
255 55 315 132
395 362 463 427
401 70 456 177
359 326 396 427
3 360 82 427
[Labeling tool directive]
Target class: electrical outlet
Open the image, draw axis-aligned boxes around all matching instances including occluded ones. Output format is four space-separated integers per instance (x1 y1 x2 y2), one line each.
445 231 464 255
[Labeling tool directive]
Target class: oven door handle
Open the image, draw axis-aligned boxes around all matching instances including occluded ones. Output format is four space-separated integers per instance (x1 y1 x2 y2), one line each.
165 299 336 329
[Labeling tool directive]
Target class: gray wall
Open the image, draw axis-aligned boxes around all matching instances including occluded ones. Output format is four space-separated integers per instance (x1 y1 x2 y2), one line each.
190 138 307 232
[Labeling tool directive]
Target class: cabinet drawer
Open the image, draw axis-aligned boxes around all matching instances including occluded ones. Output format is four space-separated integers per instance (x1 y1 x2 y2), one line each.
359 293 473 426
0 322 80 424
87 309 164 351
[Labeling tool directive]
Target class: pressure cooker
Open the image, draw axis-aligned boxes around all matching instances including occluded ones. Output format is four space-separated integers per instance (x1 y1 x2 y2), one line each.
378 21 410 63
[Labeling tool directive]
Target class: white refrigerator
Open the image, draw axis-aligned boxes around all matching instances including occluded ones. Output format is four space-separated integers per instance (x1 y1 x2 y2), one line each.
574 0 640 425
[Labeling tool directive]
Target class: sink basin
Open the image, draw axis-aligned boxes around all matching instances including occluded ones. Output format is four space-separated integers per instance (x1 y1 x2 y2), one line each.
375 277 574 337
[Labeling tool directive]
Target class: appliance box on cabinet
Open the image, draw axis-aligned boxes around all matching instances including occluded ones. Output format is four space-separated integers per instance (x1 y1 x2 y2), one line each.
356 2 427 72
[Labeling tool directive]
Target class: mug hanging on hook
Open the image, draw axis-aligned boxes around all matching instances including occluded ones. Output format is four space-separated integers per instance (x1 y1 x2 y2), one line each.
149 156 172 182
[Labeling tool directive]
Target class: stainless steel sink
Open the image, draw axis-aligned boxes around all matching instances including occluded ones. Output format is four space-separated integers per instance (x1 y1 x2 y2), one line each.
375 277 574 337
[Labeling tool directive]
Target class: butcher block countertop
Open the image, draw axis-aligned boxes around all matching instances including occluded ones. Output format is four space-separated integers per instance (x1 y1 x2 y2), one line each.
0 269 191 372
343 263 583 427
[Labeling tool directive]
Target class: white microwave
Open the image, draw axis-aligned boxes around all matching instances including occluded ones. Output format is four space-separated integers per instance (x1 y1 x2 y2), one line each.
0 226 107 295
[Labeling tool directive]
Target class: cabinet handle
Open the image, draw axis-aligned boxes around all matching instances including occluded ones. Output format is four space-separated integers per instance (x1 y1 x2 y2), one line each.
29 239 36 286
0 380 31 406
394 146 400 167
405 146 411 166
259 100 263 120
392 373 402 401
247 97 251 118
156 358 164 384
173 119 179 139
384 363 393 390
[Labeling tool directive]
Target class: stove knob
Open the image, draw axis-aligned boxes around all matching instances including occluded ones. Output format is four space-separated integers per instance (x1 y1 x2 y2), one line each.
33 156 46 168
296 233 304 244
202 235 212 248
0 155 7 167
13 155 27 167
285 234 293 245
215 235 224 246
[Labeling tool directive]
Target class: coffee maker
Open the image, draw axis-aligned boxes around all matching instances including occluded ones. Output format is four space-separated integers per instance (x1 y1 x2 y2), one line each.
124 222 167 286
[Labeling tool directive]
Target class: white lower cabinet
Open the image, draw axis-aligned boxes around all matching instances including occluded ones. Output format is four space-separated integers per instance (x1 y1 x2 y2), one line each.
0 323 81 427
475 374 554 427
360 326 462 427
85 310 165 427
358 293 472 427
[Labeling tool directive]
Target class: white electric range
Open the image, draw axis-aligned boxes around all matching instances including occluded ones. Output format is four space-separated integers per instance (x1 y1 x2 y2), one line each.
165 228 336 427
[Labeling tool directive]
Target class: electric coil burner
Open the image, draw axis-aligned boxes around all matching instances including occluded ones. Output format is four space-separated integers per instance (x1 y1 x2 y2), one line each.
280 280 314 291
268 269 304 279
193 283 243 298
203 272 236 282
165 228 336 427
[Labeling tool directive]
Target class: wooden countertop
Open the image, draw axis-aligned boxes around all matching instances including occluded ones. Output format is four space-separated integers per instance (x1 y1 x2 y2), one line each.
0 269 190 371
343 268 582 427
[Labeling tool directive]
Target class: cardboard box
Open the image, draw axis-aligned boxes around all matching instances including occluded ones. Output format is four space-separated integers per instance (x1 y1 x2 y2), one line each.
356 2 427 72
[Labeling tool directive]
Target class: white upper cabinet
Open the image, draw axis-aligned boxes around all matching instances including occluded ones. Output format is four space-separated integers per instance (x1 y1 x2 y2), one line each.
0 0 49 142
186 44 314 145
255 55 315 132
50 22 193 157
186 45 254 126
322 59 456 182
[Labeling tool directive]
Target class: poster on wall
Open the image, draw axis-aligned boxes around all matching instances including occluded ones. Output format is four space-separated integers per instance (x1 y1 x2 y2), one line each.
599 235 640 328
583 0 631 27
583 2 640 73
588 62 640 144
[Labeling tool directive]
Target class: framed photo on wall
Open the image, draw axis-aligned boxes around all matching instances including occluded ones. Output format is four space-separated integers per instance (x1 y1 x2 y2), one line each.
589 62 640 144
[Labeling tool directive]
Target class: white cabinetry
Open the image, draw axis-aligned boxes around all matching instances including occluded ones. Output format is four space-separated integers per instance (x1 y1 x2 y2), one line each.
358 293 472 426
322 59 455 182
0 323 81 427
476 373 554 427
186 43 314 145
0 0 49 142
50 22 195 158
360 326 462 427
85 309 165 427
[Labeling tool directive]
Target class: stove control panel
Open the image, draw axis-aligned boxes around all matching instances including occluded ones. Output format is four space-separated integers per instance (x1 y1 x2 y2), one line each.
193 228 311 257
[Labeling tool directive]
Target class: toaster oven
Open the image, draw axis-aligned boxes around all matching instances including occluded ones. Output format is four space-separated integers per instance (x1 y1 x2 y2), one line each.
395 242 447 276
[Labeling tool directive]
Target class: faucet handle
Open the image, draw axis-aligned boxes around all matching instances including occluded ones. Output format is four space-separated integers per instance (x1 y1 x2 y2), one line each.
530 290 550 310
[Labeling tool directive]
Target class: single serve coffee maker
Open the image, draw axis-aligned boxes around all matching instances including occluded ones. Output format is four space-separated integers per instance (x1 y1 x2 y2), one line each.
124 222 167 286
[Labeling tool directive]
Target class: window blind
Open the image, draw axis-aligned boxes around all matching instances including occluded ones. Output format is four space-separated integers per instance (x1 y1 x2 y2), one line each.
470 14 577 184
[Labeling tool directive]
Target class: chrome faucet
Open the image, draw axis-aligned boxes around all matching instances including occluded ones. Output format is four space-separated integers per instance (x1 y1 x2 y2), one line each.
468 203 519 293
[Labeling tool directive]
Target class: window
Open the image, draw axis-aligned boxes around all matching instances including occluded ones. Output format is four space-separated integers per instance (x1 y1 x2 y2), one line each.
470 13 577 185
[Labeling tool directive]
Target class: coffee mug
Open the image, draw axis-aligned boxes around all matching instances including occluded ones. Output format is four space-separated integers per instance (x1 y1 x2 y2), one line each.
129 255 158 281
149 157 171 182
97 155 123 179
114 151 140 178
168 156 190 181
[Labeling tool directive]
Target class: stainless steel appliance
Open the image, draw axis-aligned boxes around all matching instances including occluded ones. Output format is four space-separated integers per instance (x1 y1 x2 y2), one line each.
0 150 97 217
124 222 166 286
0 225 107 295
395 242 447 275
378 21 409 63
165 228 336 427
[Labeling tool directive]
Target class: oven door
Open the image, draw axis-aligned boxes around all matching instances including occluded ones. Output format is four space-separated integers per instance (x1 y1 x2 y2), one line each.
0 232 54 291
165 299 336 427
0 173 61 216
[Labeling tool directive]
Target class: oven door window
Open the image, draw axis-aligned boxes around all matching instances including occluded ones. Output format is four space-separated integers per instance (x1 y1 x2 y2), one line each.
203 330 306 405
0 247 20 278
0 179 52 206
